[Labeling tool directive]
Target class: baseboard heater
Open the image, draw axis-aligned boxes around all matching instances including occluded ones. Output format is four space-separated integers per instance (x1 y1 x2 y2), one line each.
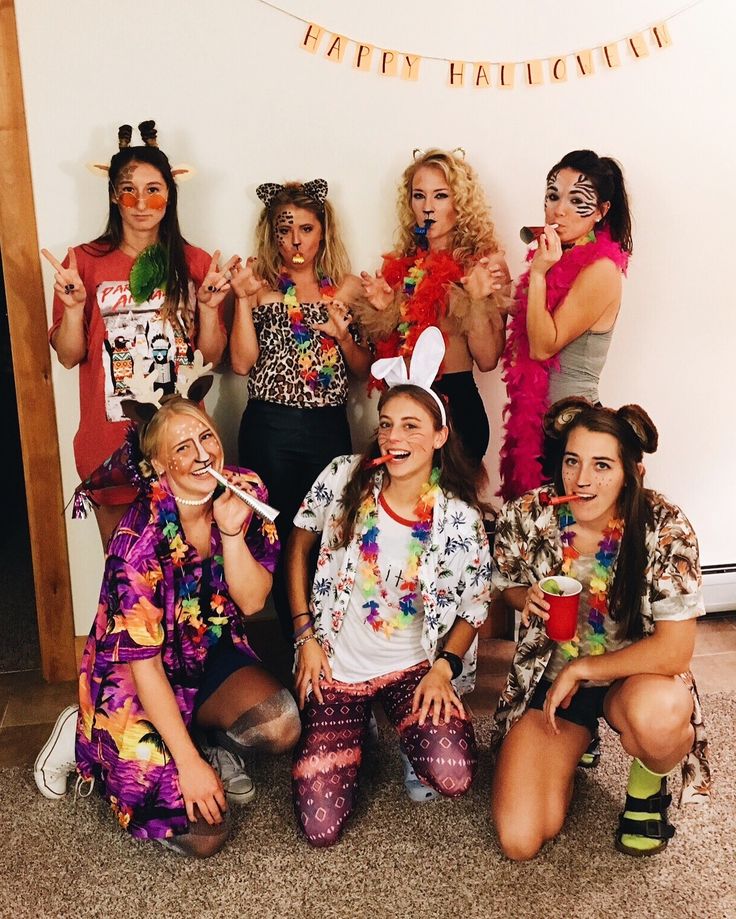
703 564 736 614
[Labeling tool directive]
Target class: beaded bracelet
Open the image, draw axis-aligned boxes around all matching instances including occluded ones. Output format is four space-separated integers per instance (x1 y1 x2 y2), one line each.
294 635 316 650
294 620 314 638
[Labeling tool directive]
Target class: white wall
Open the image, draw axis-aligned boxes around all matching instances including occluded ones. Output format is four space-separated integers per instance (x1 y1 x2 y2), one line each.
16 0 736 633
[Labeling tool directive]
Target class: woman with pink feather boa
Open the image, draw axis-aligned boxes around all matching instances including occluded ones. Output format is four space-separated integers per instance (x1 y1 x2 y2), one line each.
499 150 632 502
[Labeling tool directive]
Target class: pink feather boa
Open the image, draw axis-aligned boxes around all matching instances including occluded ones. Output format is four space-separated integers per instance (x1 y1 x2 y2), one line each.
499 228 629 501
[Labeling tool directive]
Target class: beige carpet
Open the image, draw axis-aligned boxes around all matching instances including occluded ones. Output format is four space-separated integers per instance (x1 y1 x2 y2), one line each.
2 693 734 919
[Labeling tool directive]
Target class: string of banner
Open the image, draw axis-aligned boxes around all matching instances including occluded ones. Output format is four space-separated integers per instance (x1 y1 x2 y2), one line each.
254 0 705 88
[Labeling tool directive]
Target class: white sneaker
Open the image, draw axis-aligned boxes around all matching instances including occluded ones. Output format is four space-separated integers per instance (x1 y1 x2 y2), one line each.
34 705 78 800
201 742 255 805
400 749 440 803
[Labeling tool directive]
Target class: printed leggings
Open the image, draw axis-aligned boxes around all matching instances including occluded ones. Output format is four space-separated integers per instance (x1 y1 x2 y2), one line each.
292 662 477 847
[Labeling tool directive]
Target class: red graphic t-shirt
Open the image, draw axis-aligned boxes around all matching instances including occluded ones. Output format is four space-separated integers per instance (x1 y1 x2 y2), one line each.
49 243 213 504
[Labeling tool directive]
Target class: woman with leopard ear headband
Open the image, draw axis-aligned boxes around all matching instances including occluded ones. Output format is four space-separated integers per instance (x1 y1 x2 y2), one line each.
499 149 633 502
491 396 710 861
42 120 240 546
229 179 372 643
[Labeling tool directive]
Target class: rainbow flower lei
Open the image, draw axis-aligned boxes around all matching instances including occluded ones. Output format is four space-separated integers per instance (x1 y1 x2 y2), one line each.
277 272 339 391
357 468 441 638
151 480 230 656
556 504 624 660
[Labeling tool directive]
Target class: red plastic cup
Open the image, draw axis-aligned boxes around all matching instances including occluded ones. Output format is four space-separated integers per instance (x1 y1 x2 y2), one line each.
540 576 582 641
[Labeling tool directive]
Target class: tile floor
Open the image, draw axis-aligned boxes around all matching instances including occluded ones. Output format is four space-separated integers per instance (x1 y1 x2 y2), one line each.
1 616 734 769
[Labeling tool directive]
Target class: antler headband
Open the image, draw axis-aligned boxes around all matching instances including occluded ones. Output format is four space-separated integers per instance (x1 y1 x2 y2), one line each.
87 120 195 181
370 326 447 425
255 179 329 209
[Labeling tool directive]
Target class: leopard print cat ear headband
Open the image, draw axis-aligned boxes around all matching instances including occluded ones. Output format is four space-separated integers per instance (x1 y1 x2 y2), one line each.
255 179 328 209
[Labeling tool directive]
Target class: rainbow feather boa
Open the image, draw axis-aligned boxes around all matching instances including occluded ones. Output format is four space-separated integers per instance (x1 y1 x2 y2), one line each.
499 228 629 501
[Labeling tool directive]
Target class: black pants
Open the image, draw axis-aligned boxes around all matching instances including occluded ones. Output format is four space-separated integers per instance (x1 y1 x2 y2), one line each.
434 371 490 468
238 400 352 640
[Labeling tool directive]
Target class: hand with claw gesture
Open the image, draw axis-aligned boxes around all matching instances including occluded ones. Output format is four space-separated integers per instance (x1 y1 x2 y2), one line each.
41 248 87 310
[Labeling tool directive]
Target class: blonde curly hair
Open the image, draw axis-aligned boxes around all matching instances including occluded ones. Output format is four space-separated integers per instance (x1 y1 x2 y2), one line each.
395 149 501 267
254 183 350 288
139 397 222 480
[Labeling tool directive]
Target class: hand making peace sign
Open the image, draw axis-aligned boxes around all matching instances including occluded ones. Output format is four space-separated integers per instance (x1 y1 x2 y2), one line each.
41 247 87 310
196 250 242 311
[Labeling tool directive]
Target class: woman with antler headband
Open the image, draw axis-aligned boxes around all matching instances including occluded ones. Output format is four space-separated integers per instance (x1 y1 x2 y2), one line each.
43 121 239 546
287 328 491 846
490 398 709 860
355 148 510 471
229 180 372 640
33 372 301 857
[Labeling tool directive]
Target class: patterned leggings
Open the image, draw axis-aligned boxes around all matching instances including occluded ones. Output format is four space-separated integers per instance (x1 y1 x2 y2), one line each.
292 662 477 847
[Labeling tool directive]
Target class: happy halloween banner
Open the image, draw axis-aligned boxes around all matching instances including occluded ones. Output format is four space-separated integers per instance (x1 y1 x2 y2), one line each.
299 20 673 88
253 0 706 88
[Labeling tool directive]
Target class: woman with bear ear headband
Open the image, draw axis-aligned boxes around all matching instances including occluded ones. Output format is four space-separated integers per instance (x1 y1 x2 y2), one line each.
490 397 710 861
229 179 372 643
43 120 238 546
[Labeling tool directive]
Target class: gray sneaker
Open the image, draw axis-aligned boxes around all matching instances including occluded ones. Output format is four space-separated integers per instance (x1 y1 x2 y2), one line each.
34 705 79 799
201 742 255 805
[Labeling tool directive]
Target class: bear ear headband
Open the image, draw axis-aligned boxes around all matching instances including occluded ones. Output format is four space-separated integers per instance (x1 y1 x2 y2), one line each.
547 398 656 454
87 121 195 182
255 178 329 209
370 326 447 425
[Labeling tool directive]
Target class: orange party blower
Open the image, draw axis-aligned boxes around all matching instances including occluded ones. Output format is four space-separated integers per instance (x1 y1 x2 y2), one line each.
365 455 392 469
539 493 583 508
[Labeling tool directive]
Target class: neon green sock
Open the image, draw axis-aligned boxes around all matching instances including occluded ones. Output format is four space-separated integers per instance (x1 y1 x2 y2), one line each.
621 758 669 852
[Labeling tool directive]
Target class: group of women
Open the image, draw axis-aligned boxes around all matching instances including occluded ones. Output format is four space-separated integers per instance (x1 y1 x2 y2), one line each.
34 122 709 861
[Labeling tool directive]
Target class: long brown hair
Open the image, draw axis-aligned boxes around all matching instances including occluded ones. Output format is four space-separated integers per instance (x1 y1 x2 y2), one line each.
84 124 193 336
335 385 489 549
543 398 658 640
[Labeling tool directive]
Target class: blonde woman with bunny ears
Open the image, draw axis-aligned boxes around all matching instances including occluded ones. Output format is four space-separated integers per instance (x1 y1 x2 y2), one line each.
286 328 492 847
43 121 239 545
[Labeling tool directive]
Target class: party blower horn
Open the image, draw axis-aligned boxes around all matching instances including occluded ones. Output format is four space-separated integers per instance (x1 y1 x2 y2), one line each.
206 467 280 523
519 226 544 244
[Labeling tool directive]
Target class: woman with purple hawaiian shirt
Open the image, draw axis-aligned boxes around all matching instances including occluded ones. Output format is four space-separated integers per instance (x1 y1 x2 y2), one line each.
44 397 300 857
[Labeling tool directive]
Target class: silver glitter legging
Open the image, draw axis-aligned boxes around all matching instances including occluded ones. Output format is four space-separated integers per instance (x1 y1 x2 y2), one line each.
292 662 477 847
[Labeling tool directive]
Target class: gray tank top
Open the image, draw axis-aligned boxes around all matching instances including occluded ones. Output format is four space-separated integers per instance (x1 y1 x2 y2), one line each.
547 326 614 405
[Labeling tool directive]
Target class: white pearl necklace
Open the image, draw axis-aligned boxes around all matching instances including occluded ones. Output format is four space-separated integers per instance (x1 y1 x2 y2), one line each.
172 488 215 507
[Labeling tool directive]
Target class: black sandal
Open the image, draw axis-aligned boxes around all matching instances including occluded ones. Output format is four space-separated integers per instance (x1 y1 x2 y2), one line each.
614 778 675 857
578 730 601 768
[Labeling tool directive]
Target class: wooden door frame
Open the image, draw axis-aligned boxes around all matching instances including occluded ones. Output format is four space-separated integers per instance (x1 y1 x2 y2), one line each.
0 0 76 681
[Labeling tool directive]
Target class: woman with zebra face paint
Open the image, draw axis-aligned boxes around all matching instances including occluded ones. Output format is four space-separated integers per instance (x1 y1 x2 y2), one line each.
499 150 633 501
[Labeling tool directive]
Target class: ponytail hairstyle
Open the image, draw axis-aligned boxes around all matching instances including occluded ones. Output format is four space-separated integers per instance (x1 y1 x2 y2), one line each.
85 121 194 336
547 149 633 254
334 384 489 549
542 397 658 640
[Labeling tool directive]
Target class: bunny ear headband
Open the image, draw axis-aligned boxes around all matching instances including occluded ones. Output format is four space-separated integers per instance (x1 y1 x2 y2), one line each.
370 326 447 425
255 178 329 209
87 121 195 182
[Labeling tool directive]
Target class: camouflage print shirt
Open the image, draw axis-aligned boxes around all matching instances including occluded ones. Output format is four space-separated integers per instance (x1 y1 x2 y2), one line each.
491 485 710 804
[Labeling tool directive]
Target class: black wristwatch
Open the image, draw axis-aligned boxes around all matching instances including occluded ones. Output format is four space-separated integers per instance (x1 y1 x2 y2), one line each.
436 650 463 679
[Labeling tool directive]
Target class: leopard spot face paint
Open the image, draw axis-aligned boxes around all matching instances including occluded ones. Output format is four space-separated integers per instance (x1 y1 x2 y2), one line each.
273 205 323 271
